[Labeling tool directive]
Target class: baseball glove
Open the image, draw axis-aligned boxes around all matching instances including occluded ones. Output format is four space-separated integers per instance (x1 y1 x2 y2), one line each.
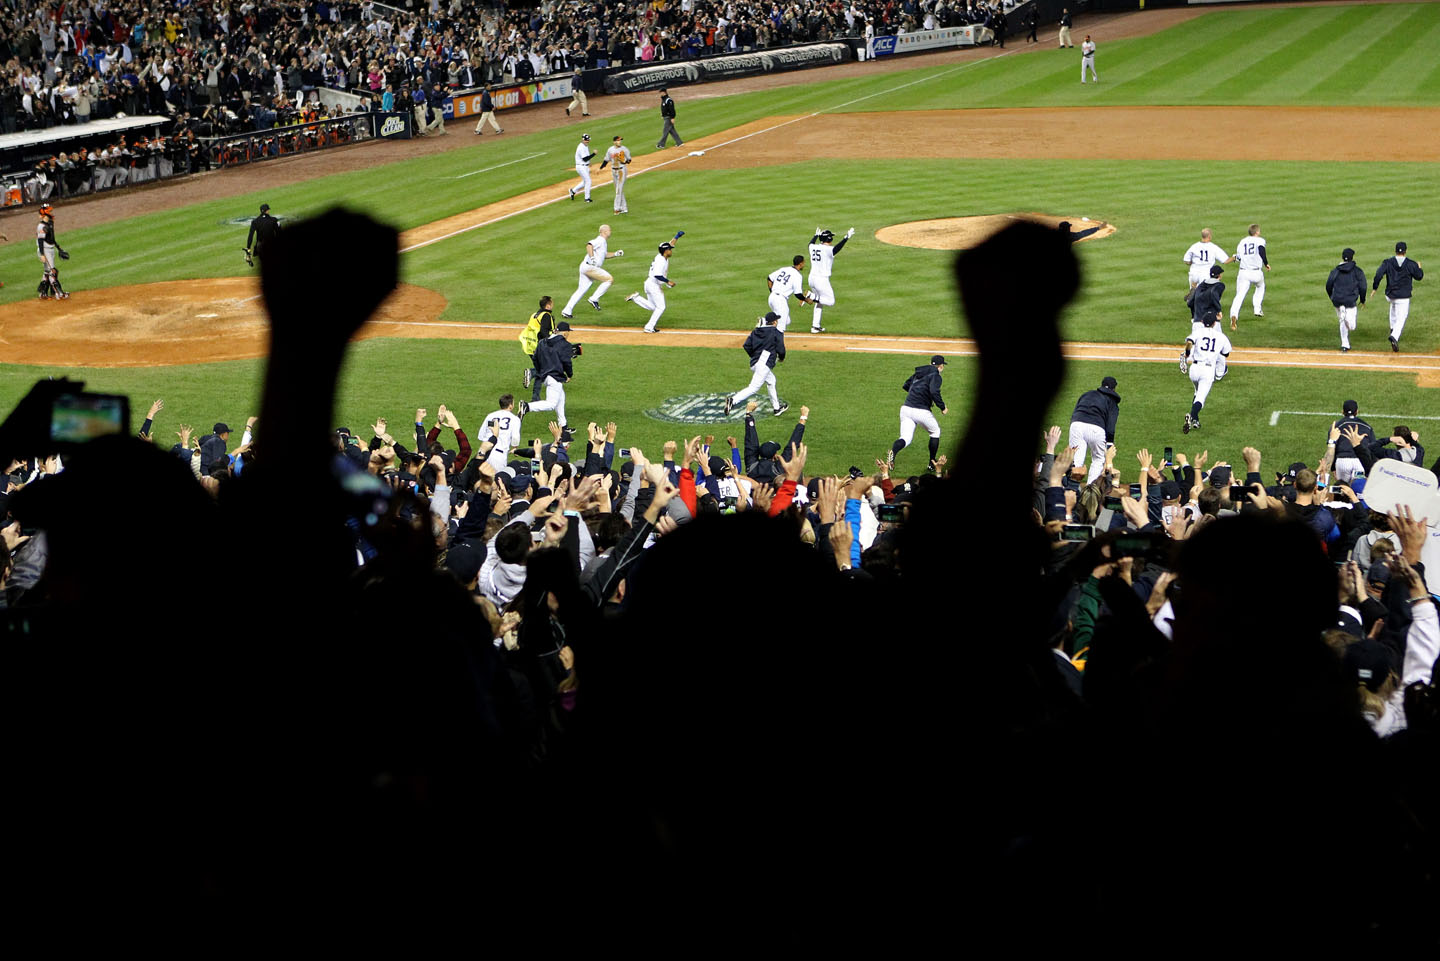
58 248 70 260
674 230 685 239
243 248 254 267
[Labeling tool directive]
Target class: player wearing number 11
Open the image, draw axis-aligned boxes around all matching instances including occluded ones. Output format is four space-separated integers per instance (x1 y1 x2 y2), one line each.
1181 313 1232 434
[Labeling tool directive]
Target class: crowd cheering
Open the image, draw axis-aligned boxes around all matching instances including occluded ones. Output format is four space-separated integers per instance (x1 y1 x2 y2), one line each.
0 212 1432 946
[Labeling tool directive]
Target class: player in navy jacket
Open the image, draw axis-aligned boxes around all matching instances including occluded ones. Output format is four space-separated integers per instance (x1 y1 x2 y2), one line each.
1372 241 1424 352
527 322 579 436
888 355 949 468
1326 248 1367 352
1067 376 1121 483
723 311 789 417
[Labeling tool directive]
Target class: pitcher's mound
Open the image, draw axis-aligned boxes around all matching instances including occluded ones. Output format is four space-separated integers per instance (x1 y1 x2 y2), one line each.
0 277 447 367
877 213 1116 250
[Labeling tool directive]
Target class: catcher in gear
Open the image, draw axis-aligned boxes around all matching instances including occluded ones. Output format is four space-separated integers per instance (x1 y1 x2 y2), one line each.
245 202 281 267
36 204 70 300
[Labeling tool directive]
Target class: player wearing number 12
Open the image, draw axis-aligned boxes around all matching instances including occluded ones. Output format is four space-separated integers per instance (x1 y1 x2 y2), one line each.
1229 223 1270 330
1181 314 1231 434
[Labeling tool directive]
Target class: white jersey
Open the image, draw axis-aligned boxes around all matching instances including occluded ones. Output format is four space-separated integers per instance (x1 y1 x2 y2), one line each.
1187 324 1231 365
648 252 670 280
1081 40 1096 58
768 265 804 299
1183 241 1227 269
1235 235 1267 271
574 140 591 166
482 408 523 452
605 144 630 167
808 242 834 281
583 234 608 267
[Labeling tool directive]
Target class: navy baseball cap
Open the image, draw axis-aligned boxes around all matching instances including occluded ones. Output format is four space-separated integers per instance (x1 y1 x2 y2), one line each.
1343 399 1358 414
763 311 780 324
931 355 946 365
658 241 674 253
1396 241 1407 253
1101 376 1118 389
1210 264 1224 277
1341 247 1354 261
556 321 572 332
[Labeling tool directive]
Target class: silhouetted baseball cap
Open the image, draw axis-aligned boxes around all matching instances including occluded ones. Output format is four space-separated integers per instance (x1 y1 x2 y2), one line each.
1343 638 1393 693
556 321 572 332
931 355 946 365
1160 480 1181 501
1343 399 1358 415
260 203 269 212
1341 248 1354 262
763 311 780 324
1101 376 1118 390
214 422 232 434
1210 264 1224 277
1395 241 1407 253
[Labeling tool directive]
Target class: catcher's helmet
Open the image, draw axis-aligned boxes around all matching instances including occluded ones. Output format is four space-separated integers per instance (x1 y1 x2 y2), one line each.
818 229 834 243
38 203 53 216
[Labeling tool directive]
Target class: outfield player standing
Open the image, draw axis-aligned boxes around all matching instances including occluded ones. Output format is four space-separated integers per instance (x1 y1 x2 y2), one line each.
1372 241 1423 352
562 224 623 318
1229 223 1270 330
766 255 811 332
807 226 854 333
1080 35 1098 82
1181 314 1231 434
481 394 525 470
1326 247 1367 353
599 135 632 214
723 312 788 417
1183 228 1231 289
568 134 596 203
888 355 948 469
627 230 685 332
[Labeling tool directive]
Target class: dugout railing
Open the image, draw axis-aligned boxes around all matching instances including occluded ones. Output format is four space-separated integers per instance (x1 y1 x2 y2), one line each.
198 113 383 169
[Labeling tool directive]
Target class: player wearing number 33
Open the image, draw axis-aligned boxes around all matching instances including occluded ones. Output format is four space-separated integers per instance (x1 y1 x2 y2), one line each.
806 226 854 333
1181 313 1231 434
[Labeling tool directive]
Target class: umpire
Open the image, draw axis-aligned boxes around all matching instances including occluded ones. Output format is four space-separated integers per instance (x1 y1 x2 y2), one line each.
246 203 280 266
656 88 683 149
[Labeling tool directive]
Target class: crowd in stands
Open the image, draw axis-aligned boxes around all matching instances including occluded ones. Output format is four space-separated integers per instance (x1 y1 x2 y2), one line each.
0 213 1433 945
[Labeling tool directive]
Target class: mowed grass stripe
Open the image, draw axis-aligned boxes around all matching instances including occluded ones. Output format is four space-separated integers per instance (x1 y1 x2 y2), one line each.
1300 4 1440 101
1350 9 1440 105
1113 11 1297 101
1197 6 1351 102
1245 5 1395 101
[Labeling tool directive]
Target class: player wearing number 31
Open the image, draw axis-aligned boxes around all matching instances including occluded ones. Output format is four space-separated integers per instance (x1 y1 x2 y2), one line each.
1181 313 1231 434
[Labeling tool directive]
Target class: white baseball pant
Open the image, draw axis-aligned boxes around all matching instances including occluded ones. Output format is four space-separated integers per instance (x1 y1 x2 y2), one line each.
1081 56 1097 82
767 291 792 331
563 265 611 315
1068 421 1109 484
1336 304 1357 350
1230 268 1265 318
1335 456 1364 484
1189 362 1215 407
572 164 592 200
899 405 940 445
612 165 627 213
808 275 834 329
1187 265 1208 288
485 445 511 471
528 376 567 426
1387 296 1410 342
633 277 667 331
730 352 779 408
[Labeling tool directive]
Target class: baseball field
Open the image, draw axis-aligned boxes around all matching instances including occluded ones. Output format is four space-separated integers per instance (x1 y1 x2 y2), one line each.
1 0 1437 475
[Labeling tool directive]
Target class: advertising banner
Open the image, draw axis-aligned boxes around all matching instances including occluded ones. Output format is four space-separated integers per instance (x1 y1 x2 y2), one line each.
872 25 991 56
374 111 412 139
445 77 573 119
603 43 852 94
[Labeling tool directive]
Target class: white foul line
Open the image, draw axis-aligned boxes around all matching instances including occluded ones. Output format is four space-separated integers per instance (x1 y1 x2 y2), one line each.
451 152 547 179
399 52 1014 254
1270 410 1440 426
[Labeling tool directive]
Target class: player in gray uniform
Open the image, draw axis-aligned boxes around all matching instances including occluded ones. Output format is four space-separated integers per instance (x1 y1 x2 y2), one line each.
35 203 70 299
627 230 685 332
599 136 632 214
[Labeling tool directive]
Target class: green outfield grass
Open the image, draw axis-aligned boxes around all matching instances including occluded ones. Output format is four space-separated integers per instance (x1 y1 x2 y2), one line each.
0 2 1435 478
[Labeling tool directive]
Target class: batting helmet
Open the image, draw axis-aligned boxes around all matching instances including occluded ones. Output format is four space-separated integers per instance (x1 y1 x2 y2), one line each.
658 242 674 254
818 229 834 243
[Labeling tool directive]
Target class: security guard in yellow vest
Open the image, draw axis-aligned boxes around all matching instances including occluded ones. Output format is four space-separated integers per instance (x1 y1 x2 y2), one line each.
520 295 555 398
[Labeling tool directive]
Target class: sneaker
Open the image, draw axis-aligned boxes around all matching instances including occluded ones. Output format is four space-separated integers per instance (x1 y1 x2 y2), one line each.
585 198 594 203
1193 421 1201 431
58 292 68 299
561 312 573 319
582 113 591 116
566 106 572 116
559 426 575 442
625 292 637 303
1390 336 1399 352
523 369 534 389
773 401 790 417
1229 316 1238 331
1340 346 1350 353
498 128 505 134
568 188 576 200
518 401 530 417
1253 311 1264 318
811 325 825 333
723 395 734 416
886 449 895 470
588 300 601 312
1183 413 1193 435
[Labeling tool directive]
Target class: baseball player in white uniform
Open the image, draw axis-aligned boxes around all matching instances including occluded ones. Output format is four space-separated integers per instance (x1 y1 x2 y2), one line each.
627 230 685 332
806 226 854 333
1180 315 1231 434
561 224 623 318
481 395 524 470
766 255 811 332
568 134 596 203
1080 35 1098 82
599 135 632 214
1182 228 1232 289
1229 223 1270 330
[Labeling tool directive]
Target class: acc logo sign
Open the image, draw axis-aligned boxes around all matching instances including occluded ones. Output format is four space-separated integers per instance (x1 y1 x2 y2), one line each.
872 36 898 56
646 393 786 425
379 115 407 137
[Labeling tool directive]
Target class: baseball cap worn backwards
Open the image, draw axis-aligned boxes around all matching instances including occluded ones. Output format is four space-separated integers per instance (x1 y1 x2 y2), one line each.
931 355 946 365
1101 376 1118 390
1396 241 1407 253
1210 264 1224 278
1342 248 1354 262
1343 399 1359 415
